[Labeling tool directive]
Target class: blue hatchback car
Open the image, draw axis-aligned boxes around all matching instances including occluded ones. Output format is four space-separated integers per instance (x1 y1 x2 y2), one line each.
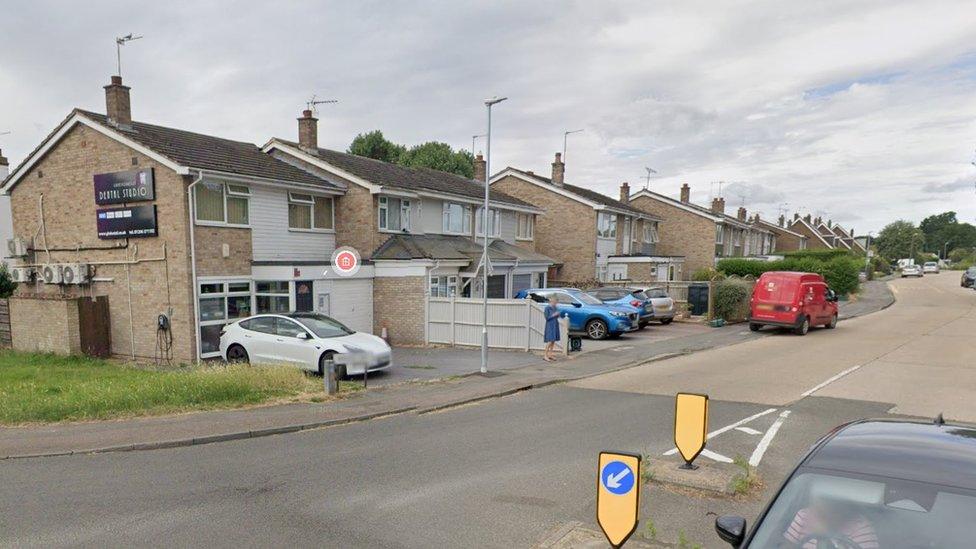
515 287 639 339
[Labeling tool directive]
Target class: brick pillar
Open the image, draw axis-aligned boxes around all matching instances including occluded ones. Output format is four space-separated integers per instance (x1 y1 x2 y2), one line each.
298 109 318 151
104 76 132 126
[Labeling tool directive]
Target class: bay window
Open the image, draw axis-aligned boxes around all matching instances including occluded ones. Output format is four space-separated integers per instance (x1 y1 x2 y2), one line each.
442 202 472 234
288 192 334 230
195 181 249 225
516 213 534 240
429 275 458 297
597 212 617 238
379 196 411 231
475 207 500 237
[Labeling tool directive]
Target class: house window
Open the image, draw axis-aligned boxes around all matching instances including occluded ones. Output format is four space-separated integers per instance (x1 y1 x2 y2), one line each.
715 225 724 244
255 280 290 313
195 182 249 225
643 222 659 243
516 213 534 240
198 280 252 355
442 202 472 234
288 193 334 230
475 207 500 237
379 196 410 231
430 275 458 297
597 213 617 238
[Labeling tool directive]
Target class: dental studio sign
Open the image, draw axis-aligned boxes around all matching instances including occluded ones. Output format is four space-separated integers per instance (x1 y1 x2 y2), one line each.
93 168 155 205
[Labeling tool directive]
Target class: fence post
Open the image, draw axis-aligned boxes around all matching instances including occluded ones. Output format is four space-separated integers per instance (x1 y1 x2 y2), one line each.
449 296 456 346
560 315 570 356
707 280 715 320
524 301 531 352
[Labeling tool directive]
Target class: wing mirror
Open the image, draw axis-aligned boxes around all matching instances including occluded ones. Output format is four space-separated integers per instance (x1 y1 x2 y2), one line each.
298 332 311 340
572 302 582 308
715 515 746 546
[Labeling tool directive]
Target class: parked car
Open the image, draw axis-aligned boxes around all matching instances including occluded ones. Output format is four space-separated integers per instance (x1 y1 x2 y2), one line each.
715 418 976 547
961 267 976 288
640 286 677 324
515 287 638 339
922 261 940 274
901 264 923 277
219 312 392 377
586 287 655 328
748 271 839 335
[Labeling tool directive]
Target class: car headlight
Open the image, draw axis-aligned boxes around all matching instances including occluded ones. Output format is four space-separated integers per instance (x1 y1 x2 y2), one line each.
610 311 627 318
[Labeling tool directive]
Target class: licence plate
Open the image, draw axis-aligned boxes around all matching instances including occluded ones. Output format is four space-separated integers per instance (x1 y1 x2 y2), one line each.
756 304 773 311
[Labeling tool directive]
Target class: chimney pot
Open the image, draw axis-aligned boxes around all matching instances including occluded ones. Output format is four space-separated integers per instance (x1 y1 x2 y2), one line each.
104 75 132 127
804 214 812 223
298 110 319 151
551 152 565 186
473 153 486 183
737 206 747 221
680 183 690 203
619 182 630 203
778 214 785 227
711 197 725 215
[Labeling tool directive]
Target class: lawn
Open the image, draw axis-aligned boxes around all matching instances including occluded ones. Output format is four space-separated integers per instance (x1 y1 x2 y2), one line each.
0 351 349 425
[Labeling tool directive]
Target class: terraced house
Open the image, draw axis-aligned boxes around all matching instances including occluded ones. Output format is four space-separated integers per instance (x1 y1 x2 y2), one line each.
490 154 682 284
788 214 836 250
625 184 774 278
753 214 810 253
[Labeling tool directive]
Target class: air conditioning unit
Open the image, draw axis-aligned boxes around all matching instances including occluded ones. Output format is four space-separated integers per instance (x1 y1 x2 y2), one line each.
61 263 91 285
10 266 36 283
40 264 63 284
7 238 28 258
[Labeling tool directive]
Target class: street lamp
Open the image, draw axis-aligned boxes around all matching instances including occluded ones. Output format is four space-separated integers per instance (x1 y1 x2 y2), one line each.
563 129 584 161
943 240 953 261
481 96 507 375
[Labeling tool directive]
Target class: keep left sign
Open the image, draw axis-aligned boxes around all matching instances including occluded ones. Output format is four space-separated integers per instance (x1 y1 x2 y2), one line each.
597 451 641 548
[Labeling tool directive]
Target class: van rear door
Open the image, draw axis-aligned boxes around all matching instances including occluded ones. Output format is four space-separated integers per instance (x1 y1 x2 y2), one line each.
752 275 797 322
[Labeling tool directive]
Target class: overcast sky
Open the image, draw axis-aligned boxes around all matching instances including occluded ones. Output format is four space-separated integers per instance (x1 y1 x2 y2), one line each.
2 1 975 233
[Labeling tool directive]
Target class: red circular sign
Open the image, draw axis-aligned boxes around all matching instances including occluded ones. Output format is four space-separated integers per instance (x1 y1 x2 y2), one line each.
330 247 361 277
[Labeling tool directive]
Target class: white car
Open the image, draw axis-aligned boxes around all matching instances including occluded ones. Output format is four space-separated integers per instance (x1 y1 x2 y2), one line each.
922 261 940 274
901 264 923 277
219 313 392 377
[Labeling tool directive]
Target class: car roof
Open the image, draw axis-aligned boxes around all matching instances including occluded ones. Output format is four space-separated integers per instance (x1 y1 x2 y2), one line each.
802 419 976 490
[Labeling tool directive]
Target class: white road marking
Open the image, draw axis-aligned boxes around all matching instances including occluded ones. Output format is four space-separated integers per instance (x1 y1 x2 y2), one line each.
612 346 634 352
700 449 734 463
890 284 899 295
800 365 862 397
749 410 791 467
735 426 762 435
663 407 778 455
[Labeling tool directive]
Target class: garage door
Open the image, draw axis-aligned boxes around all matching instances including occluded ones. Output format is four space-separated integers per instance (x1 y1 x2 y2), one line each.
317 278 374 334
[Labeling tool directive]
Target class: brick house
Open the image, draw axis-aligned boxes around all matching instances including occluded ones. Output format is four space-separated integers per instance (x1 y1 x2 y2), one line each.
830 222 865 252
263 113 552 345
625 184 774 278
0 149 11 261
788 214 835 250
753 214 809 253
490 154 681 284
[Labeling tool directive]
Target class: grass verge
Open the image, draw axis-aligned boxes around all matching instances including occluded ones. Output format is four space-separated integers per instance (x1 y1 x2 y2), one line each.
0 351 351 424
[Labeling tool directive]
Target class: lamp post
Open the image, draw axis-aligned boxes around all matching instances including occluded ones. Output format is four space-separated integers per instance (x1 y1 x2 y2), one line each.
864 231 873 276
943 240 952 261
481 97 507 375
563 129 584 161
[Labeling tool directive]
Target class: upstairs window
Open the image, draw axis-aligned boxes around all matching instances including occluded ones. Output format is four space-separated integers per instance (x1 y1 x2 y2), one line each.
288 193 334 230
597 212 617 238
715 225 724 243
516 213 534 240
442 202 472 234
475 207 500 237
643 221 659 243
195 182 249 225
379 196 411 231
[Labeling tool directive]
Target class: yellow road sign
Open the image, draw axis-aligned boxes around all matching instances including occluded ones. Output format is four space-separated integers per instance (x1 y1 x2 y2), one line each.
596 451 641 548
674 393 708 467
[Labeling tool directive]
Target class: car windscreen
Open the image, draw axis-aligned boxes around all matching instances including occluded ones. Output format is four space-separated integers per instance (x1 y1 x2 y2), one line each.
572 291 603 305
747 471 976 548
291 314 354 338
968 268 976 275
630 290 648 300
643 288 668 298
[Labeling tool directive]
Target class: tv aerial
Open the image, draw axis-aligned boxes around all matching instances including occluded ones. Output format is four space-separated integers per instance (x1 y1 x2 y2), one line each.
643 167 657 190
115 33 143 77
306 95 339 114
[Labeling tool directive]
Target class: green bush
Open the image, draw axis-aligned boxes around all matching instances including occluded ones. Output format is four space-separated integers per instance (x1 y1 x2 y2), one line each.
691 267 724 281
783 249 853 261
712 278 752 322
717 254 861 295
0 264 16 299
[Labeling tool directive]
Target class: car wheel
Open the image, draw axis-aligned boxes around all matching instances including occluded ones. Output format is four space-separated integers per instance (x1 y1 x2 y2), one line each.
638 322 648 330
318 351 345 378
749 323 760 332
794 317 810 336
826 314 838 329
586 319 609 340
660 318 674 325
225 344 249 364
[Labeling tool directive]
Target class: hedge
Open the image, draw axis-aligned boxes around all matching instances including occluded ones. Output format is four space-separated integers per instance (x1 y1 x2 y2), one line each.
782 249 854 261
716 255 861 295
713 278 752 322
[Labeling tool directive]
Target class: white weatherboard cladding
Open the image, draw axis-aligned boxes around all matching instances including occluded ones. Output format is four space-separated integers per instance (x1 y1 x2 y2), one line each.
314 277 374 334
250 185 335 262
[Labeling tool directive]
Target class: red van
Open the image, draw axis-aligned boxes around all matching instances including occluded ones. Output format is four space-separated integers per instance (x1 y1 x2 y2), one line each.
748 271 839 335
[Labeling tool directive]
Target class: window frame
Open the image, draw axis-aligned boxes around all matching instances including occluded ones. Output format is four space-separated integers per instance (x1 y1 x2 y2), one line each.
429 275 459 297
255 280 291 314
288 192 335 232
194 181 250 227
197 279 253 357
475 207 501 238
442 202 472 235
516 212 534 240
378 196 411 232
597 212 617 239
643 221 659 243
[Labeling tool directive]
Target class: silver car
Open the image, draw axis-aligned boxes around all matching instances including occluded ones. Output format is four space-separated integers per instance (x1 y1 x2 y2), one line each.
922 261 940 274
901 264 923 277
640 286 676 324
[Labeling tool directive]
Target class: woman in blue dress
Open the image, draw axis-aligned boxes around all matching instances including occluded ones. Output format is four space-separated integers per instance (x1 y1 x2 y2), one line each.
543 295 561 362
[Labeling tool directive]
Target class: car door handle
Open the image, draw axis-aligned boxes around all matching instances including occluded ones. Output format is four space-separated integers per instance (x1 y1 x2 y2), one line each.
276 338 285 342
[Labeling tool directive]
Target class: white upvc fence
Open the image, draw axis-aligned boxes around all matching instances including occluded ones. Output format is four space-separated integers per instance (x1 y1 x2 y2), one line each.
426 297 558 351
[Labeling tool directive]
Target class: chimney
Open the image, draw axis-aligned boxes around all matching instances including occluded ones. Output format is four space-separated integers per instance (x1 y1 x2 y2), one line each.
473 153 486 182
104 75 132 127
619 182 630 203
298 109 318 151
737 206 747 221
827 219 832 228
711 197 725 214
0 148 8 181
778 214 785 227
551 152 564 186
814 216 822 226
680 183 690 203
804 214 812 223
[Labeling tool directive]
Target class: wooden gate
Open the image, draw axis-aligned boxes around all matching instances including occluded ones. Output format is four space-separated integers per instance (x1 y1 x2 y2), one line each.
78 296 111 357
0 299 11 348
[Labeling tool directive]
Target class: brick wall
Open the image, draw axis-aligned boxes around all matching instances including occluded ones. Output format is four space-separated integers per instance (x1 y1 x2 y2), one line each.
789 221 831 249
9 296 81 354
629 195 714 278
770 227 804 252
492 175 597 282
194 225 252 277
8 123 196 362
373 276 426 345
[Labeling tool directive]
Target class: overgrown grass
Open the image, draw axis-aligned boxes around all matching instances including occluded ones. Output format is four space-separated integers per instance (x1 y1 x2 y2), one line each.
0 351 329 424
728 455 761 496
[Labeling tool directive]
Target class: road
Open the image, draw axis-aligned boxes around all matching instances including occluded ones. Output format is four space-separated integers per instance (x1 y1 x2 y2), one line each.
0 273 971 548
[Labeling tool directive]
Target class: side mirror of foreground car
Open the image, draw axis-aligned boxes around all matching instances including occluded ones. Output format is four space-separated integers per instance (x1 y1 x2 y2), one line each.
298 332 311 340
715 515 746 546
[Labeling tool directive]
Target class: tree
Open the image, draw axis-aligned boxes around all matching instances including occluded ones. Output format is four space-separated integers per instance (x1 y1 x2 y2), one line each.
398 141 474 178
0 264 16 298
347 130 405 163
874 220 925 261
918 211 976 256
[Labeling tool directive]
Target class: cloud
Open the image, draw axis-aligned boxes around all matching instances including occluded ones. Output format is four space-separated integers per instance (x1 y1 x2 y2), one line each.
922 175 975 194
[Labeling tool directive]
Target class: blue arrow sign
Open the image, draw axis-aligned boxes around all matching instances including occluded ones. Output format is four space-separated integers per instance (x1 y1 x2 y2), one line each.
600 460 635 495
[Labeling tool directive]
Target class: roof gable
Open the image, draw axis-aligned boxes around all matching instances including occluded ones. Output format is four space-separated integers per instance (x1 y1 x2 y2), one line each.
494 168 657 218
789 218 833 247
